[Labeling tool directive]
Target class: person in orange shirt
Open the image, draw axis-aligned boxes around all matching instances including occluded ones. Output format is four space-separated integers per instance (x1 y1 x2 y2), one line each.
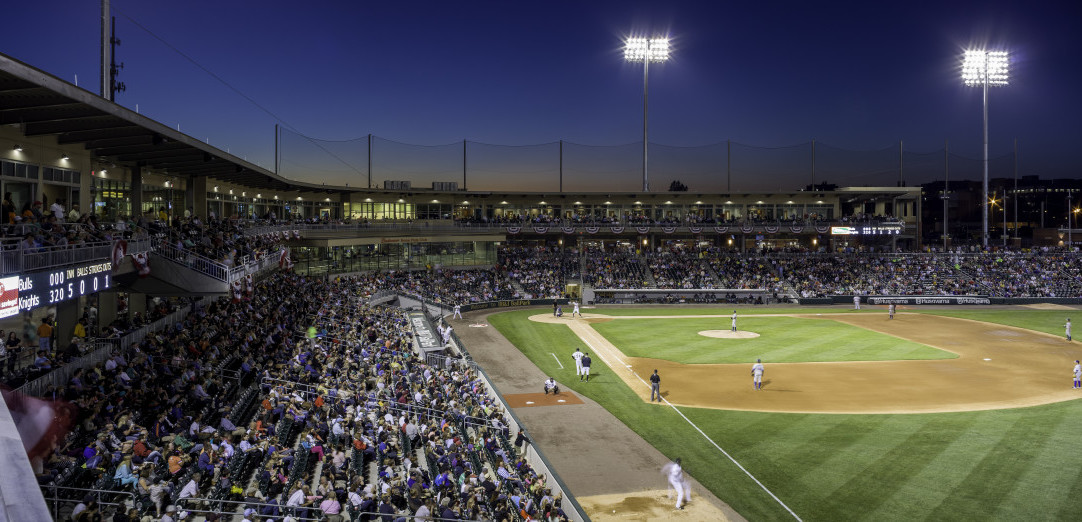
168 450 188 475
37 318 53 353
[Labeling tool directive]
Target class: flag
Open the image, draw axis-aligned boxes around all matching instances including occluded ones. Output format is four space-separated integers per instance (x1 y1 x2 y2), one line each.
231 279 244 303
111 240 127 271
131 252 151 277
279 248 294 270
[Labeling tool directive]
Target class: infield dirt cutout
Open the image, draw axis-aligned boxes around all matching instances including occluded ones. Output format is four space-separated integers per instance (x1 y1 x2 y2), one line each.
531 312 1082 414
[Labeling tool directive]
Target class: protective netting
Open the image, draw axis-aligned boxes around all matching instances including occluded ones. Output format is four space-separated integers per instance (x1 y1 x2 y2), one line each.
277 128 1016 192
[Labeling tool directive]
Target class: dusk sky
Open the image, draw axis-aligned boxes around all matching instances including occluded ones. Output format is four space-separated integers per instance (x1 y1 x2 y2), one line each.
3 1 1080 191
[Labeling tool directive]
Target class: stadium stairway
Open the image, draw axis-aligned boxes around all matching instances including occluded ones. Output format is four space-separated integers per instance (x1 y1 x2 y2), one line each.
639 251 659 288
508 279 528 298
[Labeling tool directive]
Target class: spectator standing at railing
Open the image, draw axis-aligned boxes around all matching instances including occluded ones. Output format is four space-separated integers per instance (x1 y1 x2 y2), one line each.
49 199 65 221
36 317 53 352
1 192 13 223
73 318 87 339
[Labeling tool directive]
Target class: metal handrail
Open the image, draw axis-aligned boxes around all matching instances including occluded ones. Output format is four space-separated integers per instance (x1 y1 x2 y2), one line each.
153 243 231 281
15 301 197 397
0 236 149 275
41 485 135 521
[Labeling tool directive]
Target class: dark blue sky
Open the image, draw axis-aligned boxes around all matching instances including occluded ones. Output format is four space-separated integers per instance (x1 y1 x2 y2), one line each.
3 1 1080 191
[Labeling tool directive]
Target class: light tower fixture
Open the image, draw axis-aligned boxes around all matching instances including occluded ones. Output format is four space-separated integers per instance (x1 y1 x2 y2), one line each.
962 48 1009 248
624 35 670 192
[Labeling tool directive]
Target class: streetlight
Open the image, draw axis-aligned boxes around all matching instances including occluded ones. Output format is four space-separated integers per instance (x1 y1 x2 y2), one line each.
962 48 1009 248
625 36 670 192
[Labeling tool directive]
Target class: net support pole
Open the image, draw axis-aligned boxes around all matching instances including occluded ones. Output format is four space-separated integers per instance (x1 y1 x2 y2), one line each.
559 139 563 193
898 139 903 187
1013 138 1018 240
944 139 949 250
726 139 731 193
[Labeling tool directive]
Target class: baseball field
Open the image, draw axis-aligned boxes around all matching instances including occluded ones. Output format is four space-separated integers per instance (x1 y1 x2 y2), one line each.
486 305 1082 521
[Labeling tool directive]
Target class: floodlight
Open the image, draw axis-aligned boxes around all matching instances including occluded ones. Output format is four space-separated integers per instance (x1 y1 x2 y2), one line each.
624 37 669 63
962 48 1011 247
962 50 1009 86
623 35 672 192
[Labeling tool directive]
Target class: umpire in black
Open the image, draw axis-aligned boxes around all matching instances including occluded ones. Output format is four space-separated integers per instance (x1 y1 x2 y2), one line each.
650 369 661 401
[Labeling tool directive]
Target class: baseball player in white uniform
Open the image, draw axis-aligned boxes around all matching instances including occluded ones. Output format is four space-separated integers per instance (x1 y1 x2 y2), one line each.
572 348 584 377
751 358 765 390
572 301 581 317
853 294 861 310
1074 360 1081 389
888 303 896 319
731 310 738 332
453 304 462 319
663 458 690 509
1067 319 1072 341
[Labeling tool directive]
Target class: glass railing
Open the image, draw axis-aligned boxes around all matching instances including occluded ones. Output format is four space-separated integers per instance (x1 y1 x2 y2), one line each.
0 237 152 275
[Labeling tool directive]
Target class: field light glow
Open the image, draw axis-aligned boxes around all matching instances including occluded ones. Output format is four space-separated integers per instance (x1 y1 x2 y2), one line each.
625 37 670 62
962 49 1009 86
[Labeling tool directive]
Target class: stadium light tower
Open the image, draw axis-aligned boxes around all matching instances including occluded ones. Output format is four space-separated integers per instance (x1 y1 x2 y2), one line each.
962 49 1009 248
625 36 670 192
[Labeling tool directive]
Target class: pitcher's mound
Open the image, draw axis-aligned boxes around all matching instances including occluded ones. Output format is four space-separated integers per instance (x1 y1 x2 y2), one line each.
698 330 760 339
577 489 735 521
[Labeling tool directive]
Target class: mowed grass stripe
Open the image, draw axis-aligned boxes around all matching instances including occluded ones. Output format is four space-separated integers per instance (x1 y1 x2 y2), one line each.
776 416 890 487
782 416 896 509
815 415 977 520
864 412 998 520
925 407 1058 520
993 404 1078 521
592 317 953 364
1056 456 1082 520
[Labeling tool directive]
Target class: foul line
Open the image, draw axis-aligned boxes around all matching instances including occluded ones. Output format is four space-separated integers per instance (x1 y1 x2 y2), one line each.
575 323 802 521
550 353 564 369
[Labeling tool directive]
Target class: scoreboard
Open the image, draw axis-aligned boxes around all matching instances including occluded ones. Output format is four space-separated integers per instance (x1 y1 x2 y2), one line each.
830 224 904 235
0 261 113 318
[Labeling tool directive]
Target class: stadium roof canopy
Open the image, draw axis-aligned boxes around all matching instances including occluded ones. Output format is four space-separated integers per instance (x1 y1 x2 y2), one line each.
0 52 347 194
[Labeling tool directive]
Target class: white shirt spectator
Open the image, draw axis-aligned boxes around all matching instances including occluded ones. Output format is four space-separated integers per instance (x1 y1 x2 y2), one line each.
179 478 198 499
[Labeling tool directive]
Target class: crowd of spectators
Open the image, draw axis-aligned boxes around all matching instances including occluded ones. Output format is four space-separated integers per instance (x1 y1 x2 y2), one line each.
499 247 580 298
454 211 898 228
34 272 568 521
583 249 649 289
646 250 718 289
351 268 519 305
495 246 1082 298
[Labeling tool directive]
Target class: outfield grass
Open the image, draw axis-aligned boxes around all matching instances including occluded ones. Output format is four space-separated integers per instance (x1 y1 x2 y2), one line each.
489 307 1082 521
591 316 954 363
